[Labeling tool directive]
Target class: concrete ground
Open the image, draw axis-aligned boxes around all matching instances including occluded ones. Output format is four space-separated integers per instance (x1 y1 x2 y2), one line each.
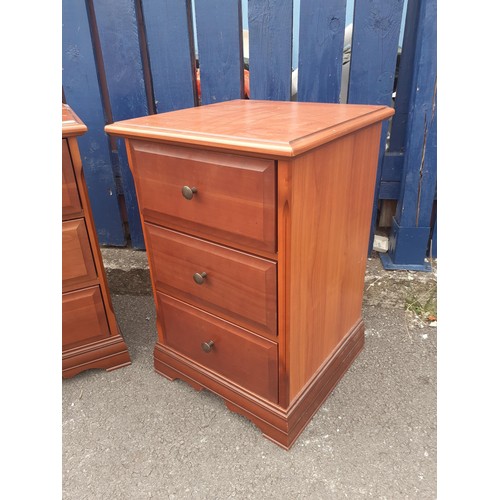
62 249 437 499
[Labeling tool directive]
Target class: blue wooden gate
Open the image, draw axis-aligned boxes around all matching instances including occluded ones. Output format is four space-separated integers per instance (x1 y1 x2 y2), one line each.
62 0 436 270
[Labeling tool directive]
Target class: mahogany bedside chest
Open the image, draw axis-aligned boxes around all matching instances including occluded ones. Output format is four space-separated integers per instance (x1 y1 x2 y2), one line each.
62 104 131 378
106 100 393 448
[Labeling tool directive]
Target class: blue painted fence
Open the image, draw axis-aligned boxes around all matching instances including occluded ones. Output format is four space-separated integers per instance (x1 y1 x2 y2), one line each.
62 0 437 270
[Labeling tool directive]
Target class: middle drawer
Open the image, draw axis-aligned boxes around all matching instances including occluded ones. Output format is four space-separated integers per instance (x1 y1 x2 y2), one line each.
145 223 277 336
62 218 97 292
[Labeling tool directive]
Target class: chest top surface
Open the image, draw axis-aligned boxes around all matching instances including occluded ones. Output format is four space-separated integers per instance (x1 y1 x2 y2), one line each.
62 103 87 139
105 99 394 157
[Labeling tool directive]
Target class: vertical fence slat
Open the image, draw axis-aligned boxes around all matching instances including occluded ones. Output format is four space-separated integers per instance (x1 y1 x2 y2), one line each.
135 0 157 115
347 0 405 254
388 0 419 153
431 211 437 259
142 0 197 113
415 96 436 228
194 0 244 104
381 0 437 270
348 0 404 106
62 0 125 246
297 0 347 103
93 0 149 249
248 0 293 100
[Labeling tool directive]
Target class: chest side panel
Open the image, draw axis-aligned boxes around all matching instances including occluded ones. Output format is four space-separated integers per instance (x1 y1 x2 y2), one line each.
287 124 382 400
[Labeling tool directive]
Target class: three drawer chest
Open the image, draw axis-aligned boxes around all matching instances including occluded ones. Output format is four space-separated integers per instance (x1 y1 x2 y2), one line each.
106 99 393 448
62 104 131 377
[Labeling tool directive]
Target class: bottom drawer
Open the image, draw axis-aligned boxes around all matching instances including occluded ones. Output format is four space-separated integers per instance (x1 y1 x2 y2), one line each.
157 293 278 403
62 286 111 350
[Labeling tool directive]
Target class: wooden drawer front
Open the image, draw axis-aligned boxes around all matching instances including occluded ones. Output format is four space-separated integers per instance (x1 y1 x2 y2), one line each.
62 219 97 291
130 141 276 252
62 139 82 218
62 286 110 350
146 224 277 336
158 293 278 402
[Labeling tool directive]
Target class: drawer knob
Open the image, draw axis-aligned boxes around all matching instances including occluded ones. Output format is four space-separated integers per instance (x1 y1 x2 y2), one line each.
201 340 215 353
193 272 207 285
181 186 198 200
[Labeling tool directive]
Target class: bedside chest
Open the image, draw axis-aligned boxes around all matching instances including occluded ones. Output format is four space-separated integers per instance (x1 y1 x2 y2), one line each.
63 104 131 377
106 100 393 448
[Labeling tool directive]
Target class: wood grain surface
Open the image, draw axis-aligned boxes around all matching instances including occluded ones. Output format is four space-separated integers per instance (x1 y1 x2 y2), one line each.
109 99 392 447
194 0 244 104
157 293 278 402
283 124 383 399
62 219 97 292
62 286 110 350
248 0 293 101
297 0 347 103
62 139 83 219
62 104 131 376
146 224 277 337
128 140 276 252
106 99 394 157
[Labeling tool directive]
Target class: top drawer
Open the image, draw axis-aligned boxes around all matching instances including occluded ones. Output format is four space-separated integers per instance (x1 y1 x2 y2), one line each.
128 141 276 253
62 139 82 219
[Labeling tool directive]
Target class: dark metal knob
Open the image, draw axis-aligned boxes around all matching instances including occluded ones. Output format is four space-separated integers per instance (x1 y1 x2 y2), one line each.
201 340 214 353
193 272 207 285
182 186 197 200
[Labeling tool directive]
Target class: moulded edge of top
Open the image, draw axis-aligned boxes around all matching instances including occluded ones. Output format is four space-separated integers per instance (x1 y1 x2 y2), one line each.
62 103 88 138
